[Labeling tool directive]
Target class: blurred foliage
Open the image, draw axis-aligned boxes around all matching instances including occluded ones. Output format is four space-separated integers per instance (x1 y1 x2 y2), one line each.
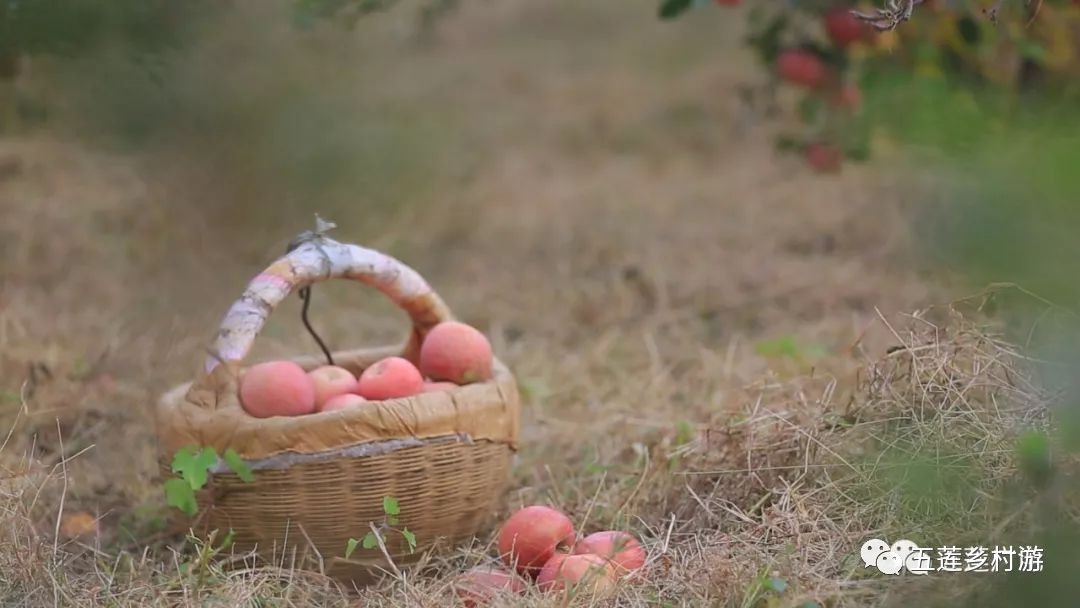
661 3 1080 606
0 1 465 237
860 66 1080 307
848 33 1080 608
0 0 215 71
663 0 1080 170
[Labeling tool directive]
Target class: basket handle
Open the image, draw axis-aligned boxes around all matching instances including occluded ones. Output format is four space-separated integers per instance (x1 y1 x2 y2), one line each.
184 233 452 410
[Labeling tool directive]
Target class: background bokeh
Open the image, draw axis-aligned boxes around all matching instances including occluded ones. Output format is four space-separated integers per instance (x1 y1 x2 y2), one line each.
2 1 1079 606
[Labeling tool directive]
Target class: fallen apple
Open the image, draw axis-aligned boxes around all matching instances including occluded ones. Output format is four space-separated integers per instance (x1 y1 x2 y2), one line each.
498 505 576 577
574 531 647 575
453 565 526 607
537 553 616 595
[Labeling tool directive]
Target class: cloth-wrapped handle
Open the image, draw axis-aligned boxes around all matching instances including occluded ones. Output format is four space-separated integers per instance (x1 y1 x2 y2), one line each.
184 236 452 409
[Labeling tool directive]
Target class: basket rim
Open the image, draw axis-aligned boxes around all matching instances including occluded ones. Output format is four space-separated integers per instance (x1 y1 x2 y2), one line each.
155 344 521 461
193 433 508 475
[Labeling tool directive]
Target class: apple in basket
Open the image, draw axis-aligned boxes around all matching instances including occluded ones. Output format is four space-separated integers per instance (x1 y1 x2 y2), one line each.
497 505 576 577
320 393 367 412
536 552 617 595
574 530 647 576
238 361 316 418
419 321 494 385
355 356 424 400
453 565 526 607
308 365 358 408
421 381 458 393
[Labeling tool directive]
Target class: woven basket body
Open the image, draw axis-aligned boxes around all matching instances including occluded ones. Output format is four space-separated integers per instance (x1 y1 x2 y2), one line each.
154 235 520 584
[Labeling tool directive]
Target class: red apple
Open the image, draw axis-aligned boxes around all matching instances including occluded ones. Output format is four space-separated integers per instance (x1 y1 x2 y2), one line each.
239 360 316 418
320 393 368 412
831 84 862 110
776 50 826 89
535 552 570 592
536 553 616 595
421 381 458 393
355 356 424 400
419 321 494 385
574 531 647 575
824 8 868 48
498 506 576 577
308 365 358 408
805 143 843 173
453 566 526 607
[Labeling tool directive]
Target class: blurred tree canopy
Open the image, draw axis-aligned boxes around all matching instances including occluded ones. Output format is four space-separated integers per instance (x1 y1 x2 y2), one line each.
0 0 215 75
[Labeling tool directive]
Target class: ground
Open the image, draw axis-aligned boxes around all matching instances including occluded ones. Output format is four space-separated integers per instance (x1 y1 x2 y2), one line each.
0 2 1043 606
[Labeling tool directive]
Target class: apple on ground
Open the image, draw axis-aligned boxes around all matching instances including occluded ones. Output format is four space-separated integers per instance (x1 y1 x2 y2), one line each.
497 505 576 577
574 531 647 575
453 566 526 607
536 553 617 595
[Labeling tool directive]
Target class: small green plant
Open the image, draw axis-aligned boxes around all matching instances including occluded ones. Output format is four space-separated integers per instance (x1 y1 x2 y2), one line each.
344 495 417 558
740 570 792 608
177 528 236 589
754 335 829 363
164 445 255 516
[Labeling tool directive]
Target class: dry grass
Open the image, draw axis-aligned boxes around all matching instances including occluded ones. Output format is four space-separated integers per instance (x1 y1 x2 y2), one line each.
0 1 1059 606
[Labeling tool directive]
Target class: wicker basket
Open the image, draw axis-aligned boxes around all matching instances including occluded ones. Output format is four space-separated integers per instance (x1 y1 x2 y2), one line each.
154 233 520 584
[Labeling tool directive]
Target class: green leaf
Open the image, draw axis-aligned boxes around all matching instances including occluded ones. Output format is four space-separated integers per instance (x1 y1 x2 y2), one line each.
171 446 218 491
746 13 788 66
1017 429 1052 485
675 420 695 446
218 529 235 551
1020 40 1047 64
659 0 693 19
774 134 803 153
382 495 400 516
767 576 788 593
755 336 800 359
223 448 255 483
386 515 399 526
164 477 198 516
345 538 359 559
797 95 823 125
401 528 417 552
362 531 379 549
956 16 981 46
